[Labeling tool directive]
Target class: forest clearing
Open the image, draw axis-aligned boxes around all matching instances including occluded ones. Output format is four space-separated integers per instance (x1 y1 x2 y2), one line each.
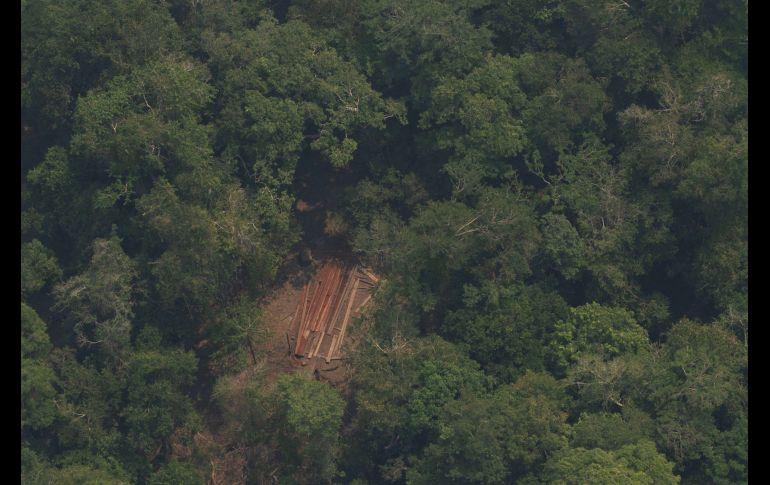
251 252 379 389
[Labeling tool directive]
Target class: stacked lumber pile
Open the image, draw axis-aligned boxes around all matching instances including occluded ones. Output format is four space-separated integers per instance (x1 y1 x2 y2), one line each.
292 261 378 363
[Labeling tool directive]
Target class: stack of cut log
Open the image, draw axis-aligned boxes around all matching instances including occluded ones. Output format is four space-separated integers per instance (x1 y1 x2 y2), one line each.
291 261 378 363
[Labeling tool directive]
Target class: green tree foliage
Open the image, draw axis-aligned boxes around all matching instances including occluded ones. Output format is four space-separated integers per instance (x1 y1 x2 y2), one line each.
352 335 489 438
548 302 649 374
650 320 747 481
444 282 568 381
274 374 345 483
207 296 267 372
568 0 665 96
120 347 199 458
356 0 493 101
21 357 58 433
21 0 184 137
22 446 51 484
354 185 540 331
204 13 406 174
137 178 293 323
406 371 570 484
480 0 569 56
22 303 53 358
148 460 204 485
521 54 611 164
52 236 138 358
69 56 215 199
567 351 647 413
345 168 429 229
406 396 512 485
539 212 587 281
539 440 678 485
21 304 58 432
494 372 571 477
26 146 72 199
571 411 655 451
618 65 747 319
655 319 745 415
25 146 83 245
46 347 124 463
419 54 529 192
566 318 747 482
41 464 130 485
21 239 63 297
536 137 675 308
345 335 490 482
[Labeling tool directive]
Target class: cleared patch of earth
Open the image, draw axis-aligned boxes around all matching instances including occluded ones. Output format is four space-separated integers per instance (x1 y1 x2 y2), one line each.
256 247 372 392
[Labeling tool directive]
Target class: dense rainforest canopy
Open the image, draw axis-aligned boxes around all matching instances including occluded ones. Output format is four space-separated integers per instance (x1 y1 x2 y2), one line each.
21 0 747 484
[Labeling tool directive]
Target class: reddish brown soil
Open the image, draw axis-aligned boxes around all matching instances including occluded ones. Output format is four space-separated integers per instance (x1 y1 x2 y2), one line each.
252 249 371 392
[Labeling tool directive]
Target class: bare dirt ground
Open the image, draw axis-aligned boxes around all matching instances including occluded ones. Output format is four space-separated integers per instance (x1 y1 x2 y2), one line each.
255 247 371 392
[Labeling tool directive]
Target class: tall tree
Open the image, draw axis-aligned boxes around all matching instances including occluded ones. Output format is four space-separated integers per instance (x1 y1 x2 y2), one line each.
52 236 138 359
273 374 345 483
21 304 58 433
